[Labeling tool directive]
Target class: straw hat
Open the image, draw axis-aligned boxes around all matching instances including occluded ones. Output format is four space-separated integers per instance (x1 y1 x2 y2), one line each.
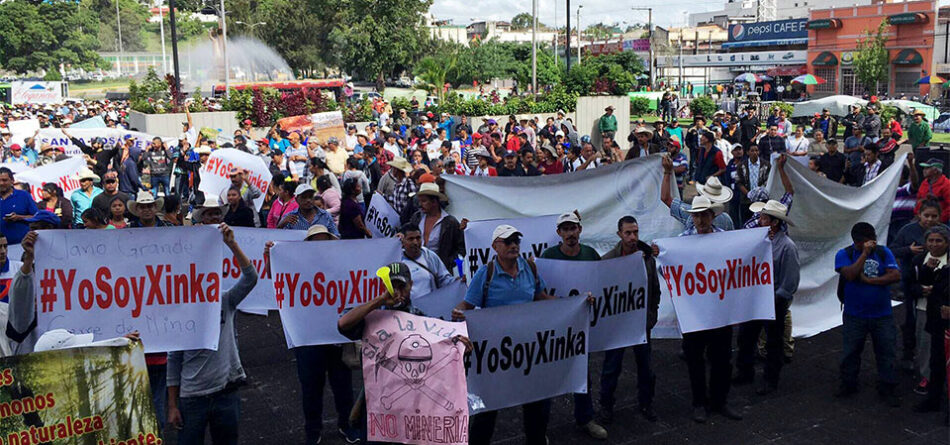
749 200 794 226
685 195 724 215
74 168 100 182
695 176 733 203
128 190 164 217
634 126 654 138
192 194 228 222
410 182 448 202
305 224 339 240
388 157 413 173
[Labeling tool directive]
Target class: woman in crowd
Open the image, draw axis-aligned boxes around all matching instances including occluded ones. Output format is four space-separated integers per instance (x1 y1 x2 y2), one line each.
338 179 371 239
81 208 107 229
224 186 256 228
37 183 72 229
786 125 810 159
909 225 949 420
106 197 129 229
316 175 341 225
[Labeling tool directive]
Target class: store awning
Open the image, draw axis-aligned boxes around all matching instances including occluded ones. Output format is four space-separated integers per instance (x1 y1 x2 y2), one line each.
888 12 928 25
721 38 808 49
808 19 842 30
893 49 924 66
812 51 838 66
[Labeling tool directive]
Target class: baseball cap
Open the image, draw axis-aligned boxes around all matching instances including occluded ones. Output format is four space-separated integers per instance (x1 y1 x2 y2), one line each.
243 119 253 125
920 158 945 169
34 329 94 352
503 150 518 158
556 211 581 227
492 224 522 241
294 184 315 196
384 262 412 284
26 210 61 226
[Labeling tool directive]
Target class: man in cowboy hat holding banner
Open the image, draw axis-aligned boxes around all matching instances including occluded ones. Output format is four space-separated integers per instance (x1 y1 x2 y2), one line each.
735 200 800 395
661 156 735 231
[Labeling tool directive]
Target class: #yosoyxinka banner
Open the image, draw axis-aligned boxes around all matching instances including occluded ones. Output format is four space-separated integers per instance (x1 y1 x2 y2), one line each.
271 238 401 347
361 310 469 445
34 227 224 353
464 297 589 412
654 227 776 334
536 254 649 351
228 227 307 314
198 148 273 211
0 341 160 445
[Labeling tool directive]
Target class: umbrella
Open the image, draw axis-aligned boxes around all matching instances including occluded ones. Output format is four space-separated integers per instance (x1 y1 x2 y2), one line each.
791 74 827 85
734 73 760 83
916 75 946 85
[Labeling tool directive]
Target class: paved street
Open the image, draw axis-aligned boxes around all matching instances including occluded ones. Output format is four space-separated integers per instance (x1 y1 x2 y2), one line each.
172 306 948 445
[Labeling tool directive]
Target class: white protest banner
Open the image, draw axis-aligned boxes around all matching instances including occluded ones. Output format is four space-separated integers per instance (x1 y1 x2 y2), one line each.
361 310 469 445
33 227 224 353
537 254 649 351
366 193 401 238
1 162 30 175
198 148 272 210
15 157 86 202
228 227 306 313
36 128 172 158
766 154 903 337
444 156 683 253
462 215 559 281
7 118 39 146
654 227 775 334
464 297 588 412
70 115 107 129
412 280 466 321
272 238 401 347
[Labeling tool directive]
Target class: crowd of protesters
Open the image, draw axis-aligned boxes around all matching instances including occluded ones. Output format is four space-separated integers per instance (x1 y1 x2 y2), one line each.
0 95 946 445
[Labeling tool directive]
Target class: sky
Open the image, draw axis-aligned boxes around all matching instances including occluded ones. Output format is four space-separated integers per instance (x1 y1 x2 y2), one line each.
429 0 730 29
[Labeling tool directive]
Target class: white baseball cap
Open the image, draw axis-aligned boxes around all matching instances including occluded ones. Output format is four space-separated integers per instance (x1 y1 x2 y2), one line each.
34 329 95 352
294 184 316 196
492 224 522 241
556 211 581 227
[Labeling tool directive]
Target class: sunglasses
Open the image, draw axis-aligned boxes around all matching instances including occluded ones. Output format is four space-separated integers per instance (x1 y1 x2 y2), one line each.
502 236 521 246
105 178 117 183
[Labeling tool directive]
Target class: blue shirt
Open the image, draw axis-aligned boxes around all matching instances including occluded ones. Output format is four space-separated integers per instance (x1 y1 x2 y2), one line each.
0 189 38 244
280 208 339 236
835 245 899 318
70 187 103 225
464 257 546 308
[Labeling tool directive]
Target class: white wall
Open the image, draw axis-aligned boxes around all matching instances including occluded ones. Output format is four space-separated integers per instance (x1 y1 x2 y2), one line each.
128 110 239 138
576 96 630 150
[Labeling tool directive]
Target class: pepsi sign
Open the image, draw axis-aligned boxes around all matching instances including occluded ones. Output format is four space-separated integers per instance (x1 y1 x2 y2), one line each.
728 18 808 42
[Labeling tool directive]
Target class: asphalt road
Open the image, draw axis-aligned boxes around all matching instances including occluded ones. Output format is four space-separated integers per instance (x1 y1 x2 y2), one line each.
168 305 948 445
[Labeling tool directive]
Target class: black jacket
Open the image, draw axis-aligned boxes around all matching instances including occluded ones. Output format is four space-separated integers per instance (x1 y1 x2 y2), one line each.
909 253 950 335
408 210 465 272
602 240 660 331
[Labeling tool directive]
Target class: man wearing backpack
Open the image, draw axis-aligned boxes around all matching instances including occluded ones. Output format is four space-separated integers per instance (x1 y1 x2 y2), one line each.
539 212 608 440
452 224 555 445
834 222 902 407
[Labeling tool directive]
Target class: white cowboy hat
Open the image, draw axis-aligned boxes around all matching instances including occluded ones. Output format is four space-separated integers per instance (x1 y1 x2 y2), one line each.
388 157 413 173
685 195 724 215
195 145 212 155
410 182 448 202
634 126 654 138
74 168 100 182
749 200 795 226
695 176 733 203
127 190 164 217
305 224 339 240
192 194 228 222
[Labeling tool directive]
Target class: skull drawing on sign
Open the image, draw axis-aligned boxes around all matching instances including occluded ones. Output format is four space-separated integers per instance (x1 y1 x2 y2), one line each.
398 334 433 380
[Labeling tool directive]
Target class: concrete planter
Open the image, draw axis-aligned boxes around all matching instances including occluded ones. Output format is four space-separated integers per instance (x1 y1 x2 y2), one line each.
127 110 240 139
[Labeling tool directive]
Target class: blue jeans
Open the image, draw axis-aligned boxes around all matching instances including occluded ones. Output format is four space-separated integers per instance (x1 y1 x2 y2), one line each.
175 172 191 203
840 313 898 389
294 345 354 444
152 175 171 197
600 341 655 410
148 364 167 433
178 388 240 445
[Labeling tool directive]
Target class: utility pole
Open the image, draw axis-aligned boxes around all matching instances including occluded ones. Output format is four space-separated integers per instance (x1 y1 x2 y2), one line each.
158 0 168 74
169 0 182 103
577 5 583 66
115 0 123 75
220 0 230 99
532 0 538 95
566 0 572 71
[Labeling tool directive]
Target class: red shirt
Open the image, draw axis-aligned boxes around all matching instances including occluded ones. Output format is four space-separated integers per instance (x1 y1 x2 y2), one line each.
540 160 564 175
916 175 950 223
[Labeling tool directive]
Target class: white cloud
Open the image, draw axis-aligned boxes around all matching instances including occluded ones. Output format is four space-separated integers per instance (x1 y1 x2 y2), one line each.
429 0 722 29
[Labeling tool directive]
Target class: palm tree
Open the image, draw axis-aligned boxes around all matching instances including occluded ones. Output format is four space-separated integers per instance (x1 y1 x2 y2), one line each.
414 54 457 104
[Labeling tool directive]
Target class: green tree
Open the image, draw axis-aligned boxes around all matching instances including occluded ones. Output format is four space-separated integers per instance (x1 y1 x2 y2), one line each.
415 54 456 103
0 0 104 73
330 0 433 90
85 0 150 51
250 0 343 77
510 12 545 30
853 21 890 92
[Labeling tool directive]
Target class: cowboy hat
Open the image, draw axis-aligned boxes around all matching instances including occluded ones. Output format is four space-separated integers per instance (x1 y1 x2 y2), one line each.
471 146 492 159
695 176 733 203
634 126 654 138
913 109 927 116
74 168 100 182
195 145 212 155
541 143 557 158
749 199 795 226
410 182 448 202
128 190 164 217
685 195 724 215
388 157 413 173
192 194 228 222
305 224 339 240
605 105 616 111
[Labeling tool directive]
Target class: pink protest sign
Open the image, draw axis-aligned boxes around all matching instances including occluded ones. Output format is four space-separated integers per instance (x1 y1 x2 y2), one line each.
361 310 469 445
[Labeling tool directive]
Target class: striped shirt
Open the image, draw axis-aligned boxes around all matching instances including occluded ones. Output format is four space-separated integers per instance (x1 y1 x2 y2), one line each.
892 183 916 221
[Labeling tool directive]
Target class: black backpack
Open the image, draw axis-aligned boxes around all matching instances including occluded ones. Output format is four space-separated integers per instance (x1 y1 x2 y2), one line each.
836 245 885 303
481 256 540 307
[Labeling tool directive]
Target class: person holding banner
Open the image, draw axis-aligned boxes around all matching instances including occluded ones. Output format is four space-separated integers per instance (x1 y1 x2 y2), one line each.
671 195 743 423
278 184 339 236
538 212 609 440
0 167 37 244
600 215 660 425
407 182 464 272
661 157 734 232
735 200 800 395
834 222 902 406
453 224 555 445
167 223 259 445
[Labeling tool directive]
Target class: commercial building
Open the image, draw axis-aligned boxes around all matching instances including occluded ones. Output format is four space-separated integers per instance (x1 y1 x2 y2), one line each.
807 0 937 97
689 0 875 27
